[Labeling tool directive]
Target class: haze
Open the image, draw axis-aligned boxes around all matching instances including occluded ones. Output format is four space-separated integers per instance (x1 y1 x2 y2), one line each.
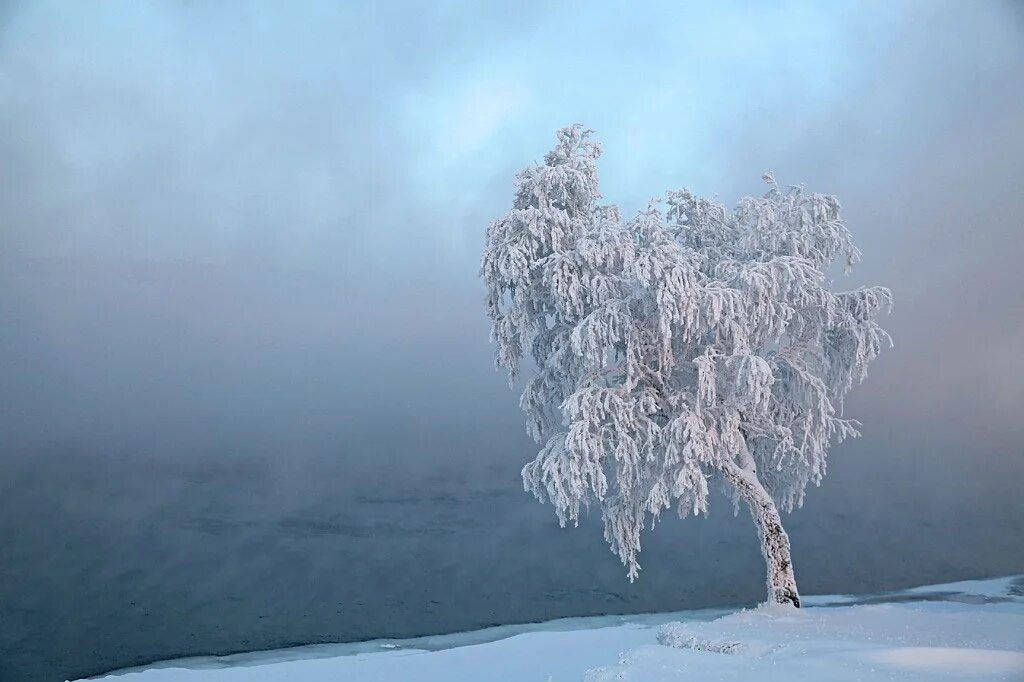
1 2 1022 681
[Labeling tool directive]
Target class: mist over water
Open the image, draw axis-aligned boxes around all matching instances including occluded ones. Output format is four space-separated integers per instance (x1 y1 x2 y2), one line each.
2 2 1023 681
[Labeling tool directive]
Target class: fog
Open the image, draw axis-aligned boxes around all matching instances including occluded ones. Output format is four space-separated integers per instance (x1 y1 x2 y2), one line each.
1 2 1023 681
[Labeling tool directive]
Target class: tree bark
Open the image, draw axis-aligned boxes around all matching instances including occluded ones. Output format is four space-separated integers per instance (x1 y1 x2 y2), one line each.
722 455 801 608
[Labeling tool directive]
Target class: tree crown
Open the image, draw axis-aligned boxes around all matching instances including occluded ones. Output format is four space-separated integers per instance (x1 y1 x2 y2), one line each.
481 125 891 579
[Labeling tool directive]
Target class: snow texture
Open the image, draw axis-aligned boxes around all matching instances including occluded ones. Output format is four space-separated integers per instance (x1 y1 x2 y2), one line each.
77 576 1024 681
480 126 891 599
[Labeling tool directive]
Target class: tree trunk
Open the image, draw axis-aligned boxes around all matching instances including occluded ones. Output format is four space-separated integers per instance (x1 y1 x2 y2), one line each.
722 456 801 608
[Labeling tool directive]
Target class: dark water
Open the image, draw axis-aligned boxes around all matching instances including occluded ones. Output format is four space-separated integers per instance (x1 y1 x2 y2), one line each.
3 443 1023 682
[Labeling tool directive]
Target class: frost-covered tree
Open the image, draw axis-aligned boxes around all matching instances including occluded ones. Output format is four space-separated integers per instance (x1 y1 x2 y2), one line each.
481 126 891 607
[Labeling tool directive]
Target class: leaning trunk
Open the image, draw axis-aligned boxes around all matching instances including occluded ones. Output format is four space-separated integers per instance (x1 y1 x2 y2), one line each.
722 457 801 608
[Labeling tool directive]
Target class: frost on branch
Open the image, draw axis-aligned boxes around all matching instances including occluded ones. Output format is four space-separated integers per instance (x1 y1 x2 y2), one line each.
481 125 891 585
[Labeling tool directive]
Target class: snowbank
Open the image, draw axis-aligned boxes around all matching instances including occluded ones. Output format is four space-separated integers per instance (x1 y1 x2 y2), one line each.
78 576 1024 681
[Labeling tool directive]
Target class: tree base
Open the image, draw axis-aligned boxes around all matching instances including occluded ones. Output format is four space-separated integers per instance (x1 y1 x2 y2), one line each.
773 585 801 608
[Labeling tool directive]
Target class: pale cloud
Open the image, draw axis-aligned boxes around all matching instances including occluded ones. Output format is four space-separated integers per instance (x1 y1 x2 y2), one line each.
442 76 532 159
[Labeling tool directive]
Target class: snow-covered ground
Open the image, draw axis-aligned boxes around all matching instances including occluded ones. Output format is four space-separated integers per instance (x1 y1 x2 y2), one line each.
78 576 1024 681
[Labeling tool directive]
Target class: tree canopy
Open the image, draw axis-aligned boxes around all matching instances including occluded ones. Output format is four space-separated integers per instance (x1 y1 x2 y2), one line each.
482 125 891 581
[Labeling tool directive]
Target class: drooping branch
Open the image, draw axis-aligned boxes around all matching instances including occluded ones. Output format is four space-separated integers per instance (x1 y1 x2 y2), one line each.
483 126 890 599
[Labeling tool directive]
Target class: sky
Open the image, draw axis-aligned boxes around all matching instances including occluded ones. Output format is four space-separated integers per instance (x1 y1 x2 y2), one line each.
2 0 1021 481
1 1 1023 678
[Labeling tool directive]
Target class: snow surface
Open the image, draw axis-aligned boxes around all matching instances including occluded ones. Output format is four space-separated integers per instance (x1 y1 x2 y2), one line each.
78 576 1024 681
